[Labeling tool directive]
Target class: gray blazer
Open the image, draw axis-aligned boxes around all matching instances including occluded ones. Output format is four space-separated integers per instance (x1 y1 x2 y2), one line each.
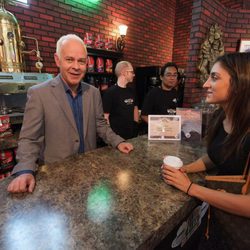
12 75 124 174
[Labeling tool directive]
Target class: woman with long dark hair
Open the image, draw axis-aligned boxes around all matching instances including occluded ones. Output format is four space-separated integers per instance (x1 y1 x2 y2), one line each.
162 52 250 217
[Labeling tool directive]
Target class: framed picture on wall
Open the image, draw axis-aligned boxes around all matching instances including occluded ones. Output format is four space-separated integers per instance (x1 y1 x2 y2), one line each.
239 39 250 52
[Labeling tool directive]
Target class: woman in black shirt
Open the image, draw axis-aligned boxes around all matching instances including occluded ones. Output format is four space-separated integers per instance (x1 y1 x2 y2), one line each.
162 52 250 218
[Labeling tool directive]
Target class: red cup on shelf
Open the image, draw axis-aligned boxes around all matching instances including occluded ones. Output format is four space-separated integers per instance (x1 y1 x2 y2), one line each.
84 32 94 47
105 37 114 50
105 59 113 73
87 56 95 72
95 34 105 49
96 57 104 73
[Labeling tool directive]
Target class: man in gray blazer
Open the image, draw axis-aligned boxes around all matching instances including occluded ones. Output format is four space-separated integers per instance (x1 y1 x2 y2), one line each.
7 34 133 193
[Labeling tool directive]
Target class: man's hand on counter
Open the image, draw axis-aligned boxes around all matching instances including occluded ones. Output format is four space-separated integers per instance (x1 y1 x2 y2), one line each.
7 174 35 193
117 142 134 154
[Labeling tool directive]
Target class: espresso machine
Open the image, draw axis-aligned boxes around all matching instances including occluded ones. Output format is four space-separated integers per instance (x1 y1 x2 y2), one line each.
0 0 53 124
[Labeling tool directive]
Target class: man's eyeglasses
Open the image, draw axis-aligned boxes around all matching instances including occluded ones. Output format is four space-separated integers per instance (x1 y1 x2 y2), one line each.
164 73 178 78
126 70 134 74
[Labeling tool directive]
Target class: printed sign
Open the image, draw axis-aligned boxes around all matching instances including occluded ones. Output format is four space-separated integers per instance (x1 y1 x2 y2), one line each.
148 115 181 140
176 108 202 142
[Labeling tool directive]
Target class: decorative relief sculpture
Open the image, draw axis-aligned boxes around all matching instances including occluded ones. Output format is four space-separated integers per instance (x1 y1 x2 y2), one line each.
197 24 224 86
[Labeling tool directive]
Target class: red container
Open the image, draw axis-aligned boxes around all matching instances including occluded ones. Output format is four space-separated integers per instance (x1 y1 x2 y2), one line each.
0 150 13 164
0 115 12 138
105 38 114 50
84 32 94 47
95 34 105 49
0 149 15 174
0 115 10 132
96 57 104 73
105 59 113 73
87 56 95 72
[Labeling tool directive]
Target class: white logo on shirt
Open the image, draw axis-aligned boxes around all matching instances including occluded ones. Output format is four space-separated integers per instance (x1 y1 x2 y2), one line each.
124 98 134 105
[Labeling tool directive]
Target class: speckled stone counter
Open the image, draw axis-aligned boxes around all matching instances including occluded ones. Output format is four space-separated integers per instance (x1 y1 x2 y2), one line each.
0 135 206 250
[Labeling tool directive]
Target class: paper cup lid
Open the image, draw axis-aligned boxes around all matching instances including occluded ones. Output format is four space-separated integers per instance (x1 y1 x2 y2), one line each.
163 156 183 169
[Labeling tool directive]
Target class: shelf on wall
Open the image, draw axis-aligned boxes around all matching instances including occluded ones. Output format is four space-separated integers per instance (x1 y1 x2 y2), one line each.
87 47 123 59
86 72 114 76
84 48 123 91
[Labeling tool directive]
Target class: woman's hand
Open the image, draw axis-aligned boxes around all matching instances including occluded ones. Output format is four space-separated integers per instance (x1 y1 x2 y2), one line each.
161 164 192 193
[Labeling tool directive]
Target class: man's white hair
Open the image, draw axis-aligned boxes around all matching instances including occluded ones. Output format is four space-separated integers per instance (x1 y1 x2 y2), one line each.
115 61 132 77
56 34 87 58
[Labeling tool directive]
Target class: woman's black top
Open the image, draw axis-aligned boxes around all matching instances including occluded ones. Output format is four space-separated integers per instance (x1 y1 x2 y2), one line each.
207 123 250 175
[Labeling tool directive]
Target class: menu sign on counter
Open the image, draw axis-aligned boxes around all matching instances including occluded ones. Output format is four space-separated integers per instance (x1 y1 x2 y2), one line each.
148 115 181 140
176 108 202 143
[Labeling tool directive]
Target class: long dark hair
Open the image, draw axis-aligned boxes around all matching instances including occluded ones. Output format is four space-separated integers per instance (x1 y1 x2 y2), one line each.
206 52 250 160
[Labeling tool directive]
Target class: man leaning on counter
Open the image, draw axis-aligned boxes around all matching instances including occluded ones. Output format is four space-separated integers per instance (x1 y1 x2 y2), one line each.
7 34 133 194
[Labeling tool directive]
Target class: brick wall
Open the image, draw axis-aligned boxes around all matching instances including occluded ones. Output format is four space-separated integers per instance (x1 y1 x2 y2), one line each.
3 0 250 107
172 0 193 69
219 0 244 9
5 0 176 73
225 9 250 51
183 0 250 106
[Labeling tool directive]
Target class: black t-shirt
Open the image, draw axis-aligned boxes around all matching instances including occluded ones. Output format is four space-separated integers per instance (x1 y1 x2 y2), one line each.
103 85 137 139
141 87 178 115
207 123 250 175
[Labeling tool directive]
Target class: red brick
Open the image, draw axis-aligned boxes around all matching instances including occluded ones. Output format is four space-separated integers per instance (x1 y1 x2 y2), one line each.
25 22 40 29
48 21 61 28
60 14 72 21
41 37 56 43
40 14 54 21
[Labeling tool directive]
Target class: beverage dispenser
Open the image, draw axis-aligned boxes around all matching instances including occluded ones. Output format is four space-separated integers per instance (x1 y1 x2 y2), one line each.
0 0 53 121
0 0 24 72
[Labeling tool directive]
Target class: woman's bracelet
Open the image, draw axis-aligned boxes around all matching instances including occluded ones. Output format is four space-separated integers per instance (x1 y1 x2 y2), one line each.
186 182 193 195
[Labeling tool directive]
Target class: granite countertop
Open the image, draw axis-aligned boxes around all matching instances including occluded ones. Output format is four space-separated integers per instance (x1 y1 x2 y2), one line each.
0 136 206 250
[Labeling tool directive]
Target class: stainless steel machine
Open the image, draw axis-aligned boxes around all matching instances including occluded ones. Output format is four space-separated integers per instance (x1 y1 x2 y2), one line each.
0 72 53 123
0 0 53 124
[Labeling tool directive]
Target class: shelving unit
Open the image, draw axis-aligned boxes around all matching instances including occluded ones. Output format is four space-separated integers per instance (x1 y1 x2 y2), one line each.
87 47 123 59
85 48 123 93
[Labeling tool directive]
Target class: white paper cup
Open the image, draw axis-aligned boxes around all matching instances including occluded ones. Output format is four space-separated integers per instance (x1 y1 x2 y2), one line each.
163 156 183 169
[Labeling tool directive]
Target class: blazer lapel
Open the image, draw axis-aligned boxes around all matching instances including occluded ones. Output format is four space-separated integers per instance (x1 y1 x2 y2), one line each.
51 75 78 133
82 83 90 139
